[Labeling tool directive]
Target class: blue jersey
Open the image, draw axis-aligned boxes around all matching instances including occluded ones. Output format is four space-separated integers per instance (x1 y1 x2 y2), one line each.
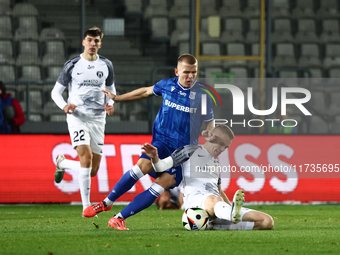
152 77 214 148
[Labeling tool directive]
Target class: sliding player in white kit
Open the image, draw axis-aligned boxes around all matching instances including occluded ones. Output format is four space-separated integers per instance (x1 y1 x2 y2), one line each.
51 27 115 214
142 125 274 230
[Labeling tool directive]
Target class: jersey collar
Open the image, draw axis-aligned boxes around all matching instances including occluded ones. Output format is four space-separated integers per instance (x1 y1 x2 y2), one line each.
176 78 197 90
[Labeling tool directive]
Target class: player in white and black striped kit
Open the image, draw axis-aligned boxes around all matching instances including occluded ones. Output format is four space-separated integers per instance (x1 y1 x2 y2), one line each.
51 27 115 214
142 125 274 230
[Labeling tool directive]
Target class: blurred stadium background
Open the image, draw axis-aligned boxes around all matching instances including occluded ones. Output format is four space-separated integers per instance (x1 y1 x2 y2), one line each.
1 0 340 204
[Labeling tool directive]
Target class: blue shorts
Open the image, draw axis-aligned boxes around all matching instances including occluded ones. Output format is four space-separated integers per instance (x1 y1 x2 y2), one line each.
140 140 182 188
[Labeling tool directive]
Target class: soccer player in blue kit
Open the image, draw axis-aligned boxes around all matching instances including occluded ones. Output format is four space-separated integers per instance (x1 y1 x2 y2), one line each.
83 54 215 230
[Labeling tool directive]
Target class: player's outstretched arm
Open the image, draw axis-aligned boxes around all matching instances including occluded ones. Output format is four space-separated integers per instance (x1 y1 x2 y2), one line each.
102 86 154 102
202 120 215 140
141 143 174 172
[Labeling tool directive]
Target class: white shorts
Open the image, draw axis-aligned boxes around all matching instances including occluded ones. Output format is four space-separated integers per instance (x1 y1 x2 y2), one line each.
67 114 104 155
184 192 211 211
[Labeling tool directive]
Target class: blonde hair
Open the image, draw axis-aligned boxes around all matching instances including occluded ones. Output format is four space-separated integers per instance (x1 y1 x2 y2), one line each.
178 53 197 65
213 125 235 140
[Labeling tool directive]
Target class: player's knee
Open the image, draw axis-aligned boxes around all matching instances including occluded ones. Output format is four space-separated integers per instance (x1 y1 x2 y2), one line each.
265 215 274 229
260 215 274 230
137 159 153 175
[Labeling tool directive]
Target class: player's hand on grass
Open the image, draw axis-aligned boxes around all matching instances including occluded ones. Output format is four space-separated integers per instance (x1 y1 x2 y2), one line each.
104 103 114 115
63 104 77 114
141 143 159 162
102 89 118 101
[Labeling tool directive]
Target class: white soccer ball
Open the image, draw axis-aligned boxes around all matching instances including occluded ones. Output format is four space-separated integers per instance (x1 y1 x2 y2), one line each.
182 208 209 231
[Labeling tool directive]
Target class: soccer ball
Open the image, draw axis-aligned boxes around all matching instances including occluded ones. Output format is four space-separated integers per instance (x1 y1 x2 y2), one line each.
182 208 209 231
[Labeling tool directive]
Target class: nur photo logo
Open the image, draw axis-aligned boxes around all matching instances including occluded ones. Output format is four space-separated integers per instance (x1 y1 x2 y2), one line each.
201 84 312 128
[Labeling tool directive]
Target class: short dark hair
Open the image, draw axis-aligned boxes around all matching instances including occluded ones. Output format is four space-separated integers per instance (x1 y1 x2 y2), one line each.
84 26 104 40
178 53 197 65
213 124 235 140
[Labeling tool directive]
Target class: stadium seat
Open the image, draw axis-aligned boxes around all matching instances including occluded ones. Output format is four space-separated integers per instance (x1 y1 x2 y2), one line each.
39 28 66 42
246 19 260 43
170 18 189 47
272 0 291 18
323 44 340 68
272 18 294 43
106 115 122 122
316 0 340 18
309 115 329 134
150 16 170 42
229 67 249 78
29 114 43 122
298 44 322 67
220 18 244 43
244 0 260 18
320 19 340 43
0 53 14 65
19 41 39 56
13 3 38 17
224 43 247 68
219 0 243 18
200 0 218 17
201 42 221 56
144 0 168 20
16 41 40 66
42 53 66 67
272 43 297 68
177 40 189 55
0 40 13 56
312 91 328 114
18 66 42 82
18 16 38 32
124 0 143 14
45 66 63 82
277 70 298 78
0 16 13 40
0 65 15 82
201 66 224 79
295 19 319 43
200 17 221 43
44 41 65 56
303 68 324 78
14 28 39 41
292 0 316 18
29 88 43 112
169 0 190 18
0 0 11 15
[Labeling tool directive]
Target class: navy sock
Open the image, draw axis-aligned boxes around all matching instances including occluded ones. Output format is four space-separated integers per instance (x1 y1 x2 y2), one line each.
107 170 138 202
120 185 163 219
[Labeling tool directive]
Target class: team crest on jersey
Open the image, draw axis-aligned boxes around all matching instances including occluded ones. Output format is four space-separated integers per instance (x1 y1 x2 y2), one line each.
97 71 103 78
189 91 196 99
171 86 175 92
87 65 95 69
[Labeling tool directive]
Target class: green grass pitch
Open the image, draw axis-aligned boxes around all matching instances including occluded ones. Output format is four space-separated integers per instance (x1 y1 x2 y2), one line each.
1 204 339 255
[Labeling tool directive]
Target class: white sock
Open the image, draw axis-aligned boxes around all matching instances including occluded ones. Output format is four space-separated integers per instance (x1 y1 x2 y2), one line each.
214 201 232 221
79 167 91 211
60 159 80 174
131 165 144 180
104 197 113 207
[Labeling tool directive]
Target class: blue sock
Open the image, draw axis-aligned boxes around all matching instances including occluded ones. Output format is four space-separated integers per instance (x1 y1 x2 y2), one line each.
120 183 164 219
107 167 142 202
